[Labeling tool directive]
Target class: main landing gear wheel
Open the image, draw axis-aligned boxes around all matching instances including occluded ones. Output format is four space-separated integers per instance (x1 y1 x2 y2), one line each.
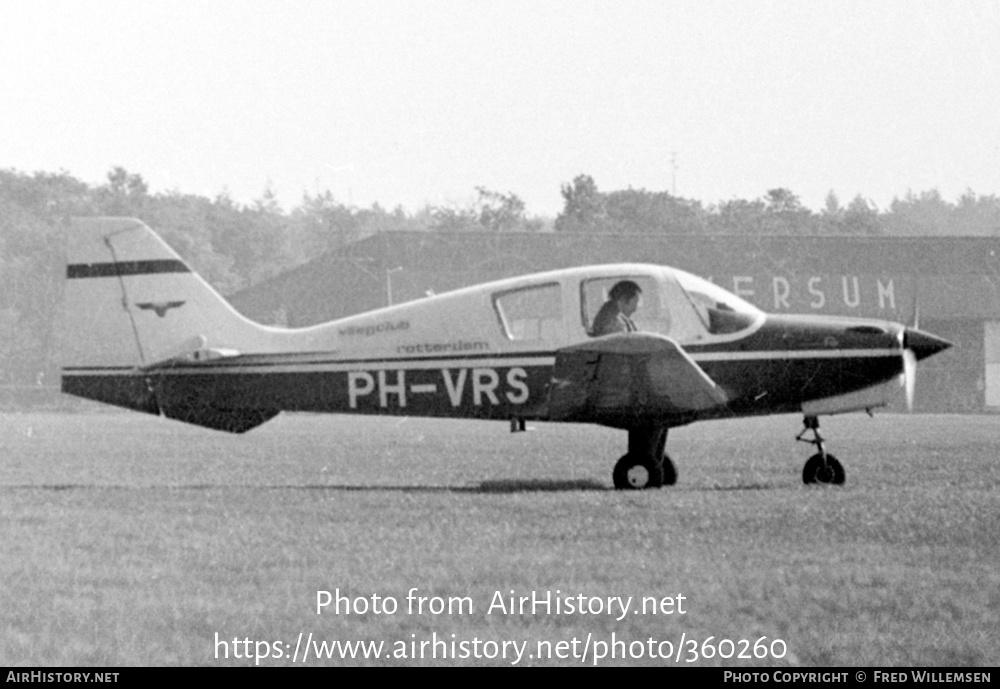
613 454 664 490
802 453 846 485
613 426 674 490
796 415 846 485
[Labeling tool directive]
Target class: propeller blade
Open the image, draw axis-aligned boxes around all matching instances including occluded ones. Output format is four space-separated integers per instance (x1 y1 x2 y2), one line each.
903 348 917 411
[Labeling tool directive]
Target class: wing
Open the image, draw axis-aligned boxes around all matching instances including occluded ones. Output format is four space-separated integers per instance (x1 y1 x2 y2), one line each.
548 332 728 426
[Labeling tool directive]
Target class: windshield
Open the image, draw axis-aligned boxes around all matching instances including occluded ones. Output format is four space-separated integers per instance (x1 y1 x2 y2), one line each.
673 270 763 335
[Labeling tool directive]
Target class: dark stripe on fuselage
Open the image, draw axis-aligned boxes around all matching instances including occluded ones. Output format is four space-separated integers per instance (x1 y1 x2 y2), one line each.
67 260 190 279
131 350 558 371
62 347 892 374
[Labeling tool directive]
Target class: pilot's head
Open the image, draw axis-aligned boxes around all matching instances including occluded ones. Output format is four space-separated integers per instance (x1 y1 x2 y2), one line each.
608 280 642 316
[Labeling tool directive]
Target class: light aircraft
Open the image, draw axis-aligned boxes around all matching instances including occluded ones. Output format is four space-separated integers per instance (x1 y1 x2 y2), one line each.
61 218 951 489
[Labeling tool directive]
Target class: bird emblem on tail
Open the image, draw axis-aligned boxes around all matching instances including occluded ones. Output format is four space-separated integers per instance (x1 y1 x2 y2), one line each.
136 301 186 317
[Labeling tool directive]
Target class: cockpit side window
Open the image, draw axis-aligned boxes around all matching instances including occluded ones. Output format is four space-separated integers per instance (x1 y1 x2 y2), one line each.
492 282 563 341
581 276 671 337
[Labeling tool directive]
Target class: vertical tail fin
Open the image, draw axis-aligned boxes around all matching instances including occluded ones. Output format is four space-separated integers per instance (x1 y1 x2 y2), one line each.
62 217 272 367
60 217 276 420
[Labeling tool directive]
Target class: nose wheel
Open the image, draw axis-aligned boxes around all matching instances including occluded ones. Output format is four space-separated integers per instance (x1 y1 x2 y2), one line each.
796 416 846 485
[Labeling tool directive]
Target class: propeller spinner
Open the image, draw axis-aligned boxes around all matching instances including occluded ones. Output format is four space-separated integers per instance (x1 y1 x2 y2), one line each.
900 327 952 410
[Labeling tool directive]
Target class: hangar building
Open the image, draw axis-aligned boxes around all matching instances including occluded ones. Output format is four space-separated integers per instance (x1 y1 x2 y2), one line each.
228 232 1000 413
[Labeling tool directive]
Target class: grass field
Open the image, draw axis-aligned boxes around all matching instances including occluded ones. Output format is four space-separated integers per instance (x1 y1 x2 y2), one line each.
1 410 997 666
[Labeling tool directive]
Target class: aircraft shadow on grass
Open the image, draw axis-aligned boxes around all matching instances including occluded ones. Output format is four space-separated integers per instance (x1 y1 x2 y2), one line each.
18 480 603 493
277 479 610 493
23 479 781 493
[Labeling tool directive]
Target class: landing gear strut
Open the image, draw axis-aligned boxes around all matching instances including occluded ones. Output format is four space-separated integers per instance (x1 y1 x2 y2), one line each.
796 415 845 485
613 426 677 490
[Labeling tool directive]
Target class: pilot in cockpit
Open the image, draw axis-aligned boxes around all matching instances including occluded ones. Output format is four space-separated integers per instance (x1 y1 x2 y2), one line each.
590 280 642 337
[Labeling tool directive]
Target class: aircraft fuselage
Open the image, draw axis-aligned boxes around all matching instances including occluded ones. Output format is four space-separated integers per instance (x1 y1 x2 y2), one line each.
63 313 920 432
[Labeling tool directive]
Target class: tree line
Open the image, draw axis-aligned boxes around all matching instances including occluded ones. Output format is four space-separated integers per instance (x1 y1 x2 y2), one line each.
555 175 1000 236
1 166 998 391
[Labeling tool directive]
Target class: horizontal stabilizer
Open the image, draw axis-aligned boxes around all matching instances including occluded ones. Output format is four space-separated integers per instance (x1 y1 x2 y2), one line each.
142 335 242 371
548 332 727 426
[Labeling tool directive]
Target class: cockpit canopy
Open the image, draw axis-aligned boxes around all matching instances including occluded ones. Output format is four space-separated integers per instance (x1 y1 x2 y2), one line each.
491 265 764 345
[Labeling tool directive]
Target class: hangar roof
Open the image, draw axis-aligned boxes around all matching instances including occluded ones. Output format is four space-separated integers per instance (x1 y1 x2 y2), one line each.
341 231 1000 276
229 232 1000 326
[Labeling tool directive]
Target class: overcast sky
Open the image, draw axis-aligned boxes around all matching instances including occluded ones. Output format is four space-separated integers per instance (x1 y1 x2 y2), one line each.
2 0 998 216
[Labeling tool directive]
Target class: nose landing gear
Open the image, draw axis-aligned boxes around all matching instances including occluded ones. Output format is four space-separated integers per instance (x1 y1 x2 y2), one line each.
796 415 846 485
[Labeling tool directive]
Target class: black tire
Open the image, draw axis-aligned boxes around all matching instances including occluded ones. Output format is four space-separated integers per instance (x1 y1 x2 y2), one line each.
613 453 664 490
660 454 678 486
802 453 846 485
